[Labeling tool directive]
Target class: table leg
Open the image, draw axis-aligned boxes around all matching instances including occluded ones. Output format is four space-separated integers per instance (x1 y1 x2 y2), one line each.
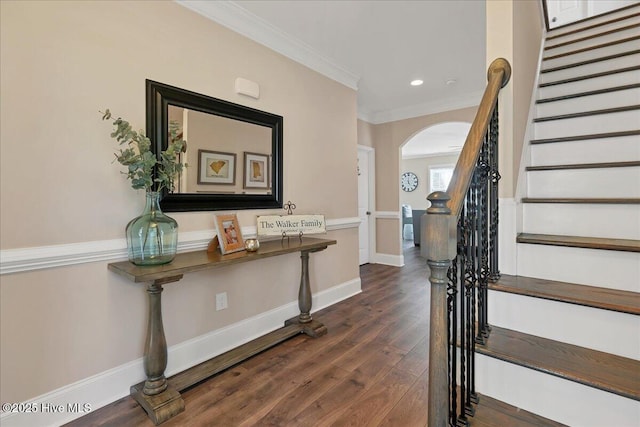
285 249 327 337
130 276 184 425
143 281 168 395
298 250 312 323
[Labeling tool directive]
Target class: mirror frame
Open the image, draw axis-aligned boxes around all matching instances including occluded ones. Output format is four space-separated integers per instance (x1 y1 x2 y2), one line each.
146 79 283 212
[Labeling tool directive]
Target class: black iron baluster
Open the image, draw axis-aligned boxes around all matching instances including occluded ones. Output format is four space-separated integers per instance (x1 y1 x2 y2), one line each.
489 103 501 283
447 250 459 426
477 130 491 343
458 202 472 426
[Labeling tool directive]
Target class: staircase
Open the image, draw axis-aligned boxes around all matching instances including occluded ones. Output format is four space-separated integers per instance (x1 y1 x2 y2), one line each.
475 6 640 427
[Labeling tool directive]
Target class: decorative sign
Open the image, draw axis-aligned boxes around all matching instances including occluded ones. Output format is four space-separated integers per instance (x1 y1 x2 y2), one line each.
257 215 326 237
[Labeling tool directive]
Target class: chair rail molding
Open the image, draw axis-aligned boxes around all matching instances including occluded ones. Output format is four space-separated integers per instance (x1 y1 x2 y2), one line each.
0 217 361 275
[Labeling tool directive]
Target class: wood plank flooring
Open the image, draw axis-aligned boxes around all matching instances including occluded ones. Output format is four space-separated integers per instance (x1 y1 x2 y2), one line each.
66 245 561 427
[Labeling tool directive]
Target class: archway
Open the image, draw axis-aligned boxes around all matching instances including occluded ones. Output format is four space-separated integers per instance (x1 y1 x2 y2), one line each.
399 121 470 247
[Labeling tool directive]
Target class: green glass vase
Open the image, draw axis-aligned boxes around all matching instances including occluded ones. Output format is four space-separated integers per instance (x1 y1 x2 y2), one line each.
126 191 178 265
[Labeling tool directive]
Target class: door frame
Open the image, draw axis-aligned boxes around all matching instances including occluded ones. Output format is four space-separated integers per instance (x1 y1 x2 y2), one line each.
357 145 376 264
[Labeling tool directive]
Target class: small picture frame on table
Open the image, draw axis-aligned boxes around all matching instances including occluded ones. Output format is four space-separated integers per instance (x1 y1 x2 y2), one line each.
213 214 245 254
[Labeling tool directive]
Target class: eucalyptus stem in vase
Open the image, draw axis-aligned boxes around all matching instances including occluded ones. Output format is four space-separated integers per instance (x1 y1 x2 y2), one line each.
101 109 187 265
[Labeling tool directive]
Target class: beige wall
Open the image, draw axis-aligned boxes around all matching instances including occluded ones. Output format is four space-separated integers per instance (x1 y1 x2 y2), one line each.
368 107 478 256
486 0 543 198
400 154 461 210
0 1 358 403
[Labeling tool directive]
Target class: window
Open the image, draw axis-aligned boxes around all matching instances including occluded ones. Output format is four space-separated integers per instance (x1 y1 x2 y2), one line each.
429 166 454 193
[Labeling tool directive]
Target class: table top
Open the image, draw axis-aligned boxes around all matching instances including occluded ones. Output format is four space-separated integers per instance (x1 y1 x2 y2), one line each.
108 237 337 283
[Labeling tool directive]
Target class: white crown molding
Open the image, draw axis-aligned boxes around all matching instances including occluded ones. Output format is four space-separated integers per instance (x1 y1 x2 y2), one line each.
176 0 360 90
366 90 484 124
0 217 360 275
0 277 362 427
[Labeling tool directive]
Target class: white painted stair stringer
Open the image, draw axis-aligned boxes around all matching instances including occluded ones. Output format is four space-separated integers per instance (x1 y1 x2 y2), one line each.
475 354 640 427
516 243 640 292
522 203 640 239
488 290 640 359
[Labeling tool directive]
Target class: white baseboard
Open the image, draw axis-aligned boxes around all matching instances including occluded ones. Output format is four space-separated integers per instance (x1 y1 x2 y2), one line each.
374 252 404 267
0 277 361 427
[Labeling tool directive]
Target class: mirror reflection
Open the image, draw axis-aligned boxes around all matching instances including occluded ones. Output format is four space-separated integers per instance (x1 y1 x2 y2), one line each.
146 79 283 212
168 106 272 195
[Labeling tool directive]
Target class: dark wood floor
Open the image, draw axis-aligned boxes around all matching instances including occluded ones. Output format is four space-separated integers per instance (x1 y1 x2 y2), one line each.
68 243 560 427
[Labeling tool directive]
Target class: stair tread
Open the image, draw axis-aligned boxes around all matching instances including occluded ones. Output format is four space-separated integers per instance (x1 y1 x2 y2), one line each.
539 65 640 87
534 105 640 122
491 274 640 315
522 197 640 204
476 326 640 401
541 50 640 74
530 129 640 144
537 83 640 103
517 233 640 252
545 23 640 51
471 392 567 427
543 35 640 61
526 161 640 171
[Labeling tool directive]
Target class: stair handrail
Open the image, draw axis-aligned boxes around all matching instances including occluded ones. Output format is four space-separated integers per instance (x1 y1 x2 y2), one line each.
447 58 511 217
425 57 511 427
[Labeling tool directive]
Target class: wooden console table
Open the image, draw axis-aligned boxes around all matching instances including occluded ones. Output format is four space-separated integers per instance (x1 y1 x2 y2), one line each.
108 237 336 425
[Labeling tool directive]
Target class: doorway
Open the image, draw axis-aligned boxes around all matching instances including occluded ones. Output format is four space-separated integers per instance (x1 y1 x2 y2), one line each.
358 145 375 265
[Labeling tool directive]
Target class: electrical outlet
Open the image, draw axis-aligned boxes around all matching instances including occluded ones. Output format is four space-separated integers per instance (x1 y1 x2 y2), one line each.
215 292 228 311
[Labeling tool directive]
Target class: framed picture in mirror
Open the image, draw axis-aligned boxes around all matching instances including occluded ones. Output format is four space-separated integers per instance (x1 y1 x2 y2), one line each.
198 150 236 185
243 152 269 189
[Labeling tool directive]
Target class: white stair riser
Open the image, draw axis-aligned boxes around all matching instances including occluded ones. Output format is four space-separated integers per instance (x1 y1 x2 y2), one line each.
534 109 640 139
544 27 640 57
527 166 640 198
543 39 640 68
538 69 640 99
522 203 640 239
547 18 640 45
475 355 640 427
540 53 640 84
516 243 640 291
536 87 640 116
531 135 640 164
488 291 640 359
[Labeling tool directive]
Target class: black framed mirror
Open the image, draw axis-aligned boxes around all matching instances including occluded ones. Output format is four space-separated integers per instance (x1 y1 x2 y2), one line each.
146 79 283 212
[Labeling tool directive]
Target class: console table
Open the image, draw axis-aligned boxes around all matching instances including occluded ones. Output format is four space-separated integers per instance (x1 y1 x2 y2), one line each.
108 237 336 425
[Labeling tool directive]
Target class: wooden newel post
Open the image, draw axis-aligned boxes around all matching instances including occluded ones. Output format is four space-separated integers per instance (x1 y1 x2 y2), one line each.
425 191 456 427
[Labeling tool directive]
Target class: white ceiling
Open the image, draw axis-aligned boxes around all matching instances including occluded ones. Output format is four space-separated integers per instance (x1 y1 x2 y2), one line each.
402 122 471 158
178 0 487 125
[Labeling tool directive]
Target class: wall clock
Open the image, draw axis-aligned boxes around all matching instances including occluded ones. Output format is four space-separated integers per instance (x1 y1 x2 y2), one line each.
401 172 418 192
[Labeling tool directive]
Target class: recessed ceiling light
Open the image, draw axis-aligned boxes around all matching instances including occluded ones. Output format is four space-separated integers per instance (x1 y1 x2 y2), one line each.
410 79 423 86
446 79 457 85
